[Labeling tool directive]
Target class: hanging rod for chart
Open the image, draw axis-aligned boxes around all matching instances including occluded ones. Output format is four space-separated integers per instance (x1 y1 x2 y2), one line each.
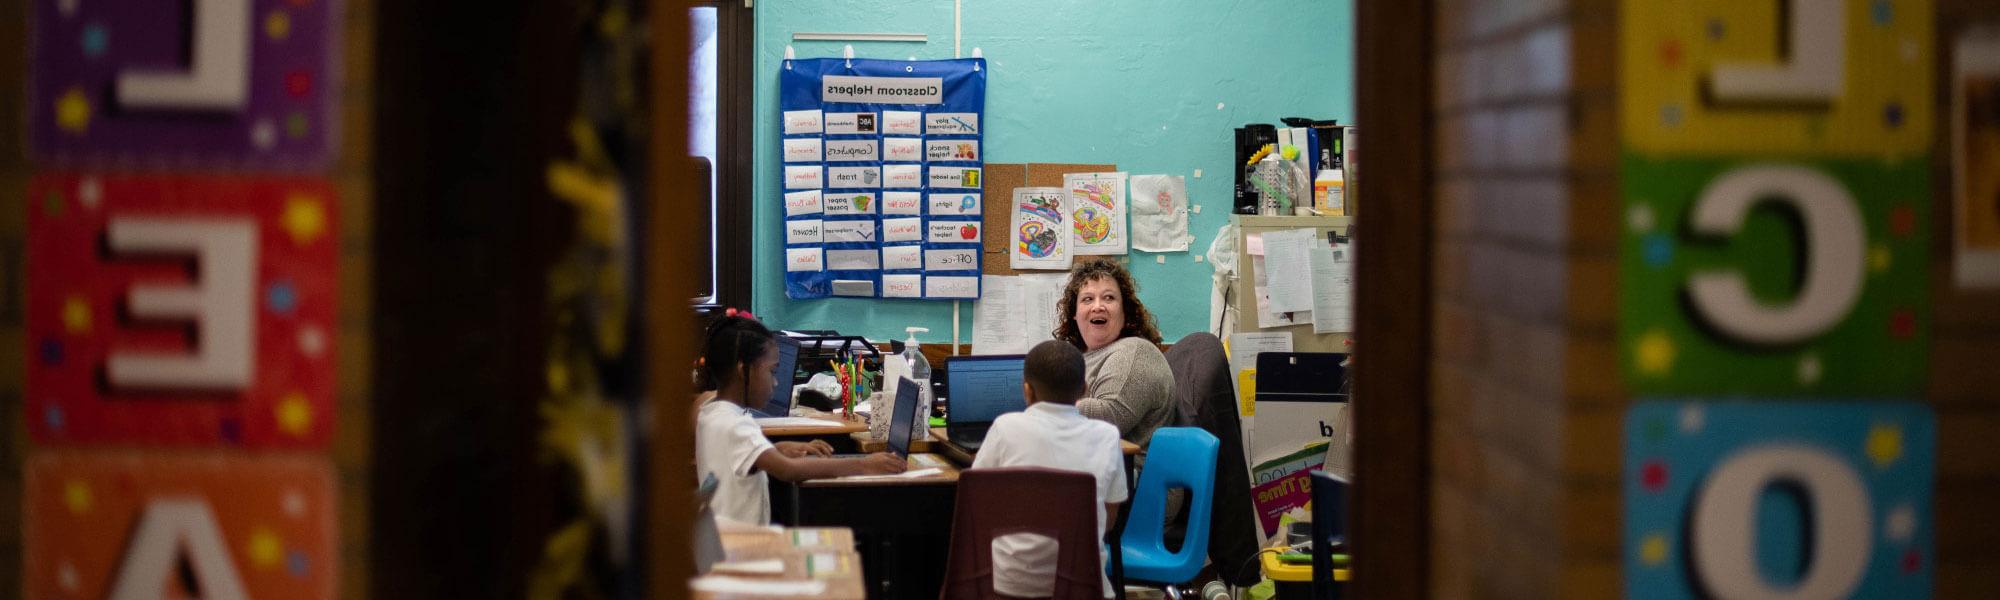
791 32 928 43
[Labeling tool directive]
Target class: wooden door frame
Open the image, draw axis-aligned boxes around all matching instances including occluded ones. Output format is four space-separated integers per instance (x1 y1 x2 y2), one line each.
647 1 701 598
1352 1 1434 598
646 1 1437 596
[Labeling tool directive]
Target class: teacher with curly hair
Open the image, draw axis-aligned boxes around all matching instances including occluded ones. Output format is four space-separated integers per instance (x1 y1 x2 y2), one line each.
1054 257 1176 456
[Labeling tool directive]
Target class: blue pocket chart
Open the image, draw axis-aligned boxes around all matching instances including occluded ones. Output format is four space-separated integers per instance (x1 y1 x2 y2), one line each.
1623 400 1934 599
779 57 986 300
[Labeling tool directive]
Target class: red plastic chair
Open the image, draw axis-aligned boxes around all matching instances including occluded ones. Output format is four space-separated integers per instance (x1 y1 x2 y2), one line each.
941 467 1106 599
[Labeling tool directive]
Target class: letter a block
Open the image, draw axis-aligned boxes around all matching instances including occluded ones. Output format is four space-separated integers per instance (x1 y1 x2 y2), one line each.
25 452 337 599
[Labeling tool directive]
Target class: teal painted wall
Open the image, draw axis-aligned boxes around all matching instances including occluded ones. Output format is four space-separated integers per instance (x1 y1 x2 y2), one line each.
752 0 1354 342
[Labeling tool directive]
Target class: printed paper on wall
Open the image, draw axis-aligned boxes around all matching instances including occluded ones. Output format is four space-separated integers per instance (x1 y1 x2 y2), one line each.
1010 187 1070 270
1130 174 1193 252
1066 172 1128 255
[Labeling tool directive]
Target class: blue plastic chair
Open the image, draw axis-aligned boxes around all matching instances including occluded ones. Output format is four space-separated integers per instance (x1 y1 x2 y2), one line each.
1114 427 1220 590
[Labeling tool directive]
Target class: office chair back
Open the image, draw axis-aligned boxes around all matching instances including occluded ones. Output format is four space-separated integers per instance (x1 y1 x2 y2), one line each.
942 467 1105 600
1117 427 1220 586
1162 332 1262 586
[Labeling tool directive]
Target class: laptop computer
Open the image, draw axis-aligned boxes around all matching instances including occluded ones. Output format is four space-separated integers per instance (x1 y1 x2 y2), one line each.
884 377 919 458
835 376 920 459
943 354 1027 451
750 335 801 418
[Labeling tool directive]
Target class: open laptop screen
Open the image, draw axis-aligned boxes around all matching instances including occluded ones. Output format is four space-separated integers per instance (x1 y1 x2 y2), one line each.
755 336 801 417
945 355 1026 425
886 377 920 457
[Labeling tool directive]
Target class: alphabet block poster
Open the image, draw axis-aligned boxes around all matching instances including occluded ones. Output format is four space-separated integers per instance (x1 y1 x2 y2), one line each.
25 452 337 599
29 0 339 167
779 57 986 300
27 174 337 447
1624 401 1933 599
1618 0 1933 395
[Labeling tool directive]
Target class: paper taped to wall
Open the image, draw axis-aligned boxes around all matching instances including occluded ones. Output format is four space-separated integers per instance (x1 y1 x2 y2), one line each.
973 273 1068 354
1309 243 1353 334
1010 187 1071 270
1066 172 1129 255
1130 174 1193 252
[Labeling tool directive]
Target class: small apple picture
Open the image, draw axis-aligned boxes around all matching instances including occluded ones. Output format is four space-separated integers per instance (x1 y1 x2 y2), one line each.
960 224 978 240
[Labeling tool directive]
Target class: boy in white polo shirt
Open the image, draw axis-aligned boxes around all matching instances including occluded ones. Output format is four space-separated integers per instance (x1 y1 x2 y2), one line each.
970 340 1129 598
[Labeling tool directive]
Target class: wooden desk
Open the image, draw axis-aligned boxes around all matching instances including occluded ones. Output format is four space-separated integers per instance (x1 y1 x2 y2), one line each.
847 431 936 454
717 525 856 554
927 427 1140 466
758 415 868 438
776 454 961 599
693 526 866 599
798 453 959 488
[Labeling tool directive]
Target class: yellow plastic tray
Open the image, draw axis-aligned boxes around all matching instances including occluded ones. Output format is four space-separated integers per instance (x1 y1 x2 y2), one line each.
1260 546 1349 583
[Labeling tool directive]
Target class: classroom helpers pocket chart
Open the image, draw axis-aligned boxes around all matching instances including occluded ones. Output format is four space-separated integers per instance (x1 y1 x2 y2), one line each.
780 57 985 300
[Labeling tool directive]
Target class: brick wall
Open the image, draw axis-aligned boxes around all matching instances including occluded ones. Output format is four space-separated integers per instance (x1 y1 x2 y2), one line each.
1431 0 2000 598
1430 0 1600 596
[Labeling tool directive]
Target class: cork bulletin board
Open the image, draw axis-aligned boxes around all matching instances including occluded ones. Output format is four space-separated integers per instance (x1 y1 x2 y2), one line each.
980 162 1116 276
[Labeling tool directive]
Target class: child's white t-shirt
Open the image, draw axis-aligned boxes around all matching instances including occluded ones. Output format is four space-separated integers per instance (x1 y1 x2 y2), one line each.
696 398 777 525
970 402 1129 598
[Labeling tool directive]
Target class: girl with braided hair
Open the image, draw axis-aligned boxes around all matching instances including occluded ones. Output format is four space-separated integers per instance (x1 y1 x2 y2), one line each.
694 311 904 524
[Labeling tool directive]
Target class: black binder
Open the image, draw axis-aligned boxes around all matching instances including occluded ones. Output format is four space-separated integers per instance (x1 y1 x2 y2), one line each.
1253 352 1348 404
